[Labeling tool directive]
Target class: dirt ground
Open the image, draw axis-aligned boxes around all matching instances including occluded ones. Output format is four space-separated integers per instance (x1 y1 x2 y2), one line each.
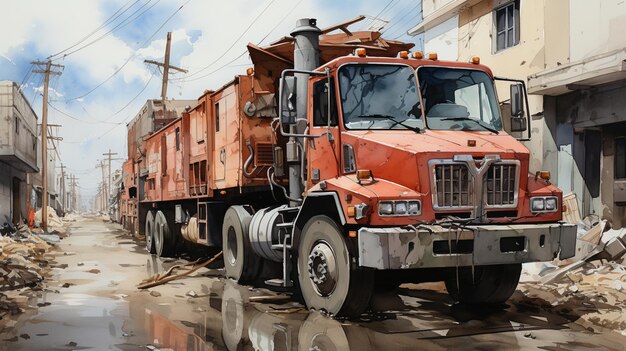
1 216 626 351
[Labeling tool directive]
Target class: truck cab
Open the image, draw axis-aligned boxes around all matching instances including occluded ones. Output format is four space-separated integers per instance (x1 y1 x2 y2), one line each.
221 19 575 318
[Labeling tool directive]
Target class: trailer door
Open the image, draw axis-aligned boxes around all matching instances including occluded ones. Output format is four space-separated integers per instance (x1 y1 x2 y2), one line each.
214 99 226 181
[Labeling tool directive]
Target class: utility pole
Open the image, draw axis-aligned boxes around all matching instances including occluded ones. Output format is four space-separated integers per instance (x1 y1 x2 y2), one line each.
103 150 116 209
144 32 188 115
32 60 63 231
97 160 107 213
70 175 78 212
57 164 65 213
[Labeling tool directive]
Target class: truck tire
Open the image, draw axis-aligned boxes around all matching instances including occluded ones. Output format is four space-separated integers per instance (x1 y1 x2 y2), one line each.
145 211 156 254
154 210 177 258
445 264 522 304
297 215 374 318
222 205 261 284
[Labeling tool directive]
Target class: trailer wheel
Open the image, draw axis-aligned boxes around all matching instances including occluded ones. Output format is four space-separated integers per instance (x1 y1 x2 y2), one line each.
297 215 374 318
445 264 522 304
154 210 178 258
222 205 260 284
145 211 156 254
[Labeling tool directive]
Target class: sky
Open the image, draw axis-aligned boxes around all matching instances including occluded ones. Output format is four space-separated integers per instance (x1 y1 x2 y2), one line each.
0 0 423 208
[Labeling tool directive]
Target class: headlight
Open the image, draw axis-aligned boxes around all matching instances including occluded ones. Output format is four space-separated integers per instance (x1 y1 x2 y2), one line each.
531 198 545 211
379 200 421 216
530 196 558 213
407 200 421 215
394 201 407 215
545 197 557 211
378 201 393 215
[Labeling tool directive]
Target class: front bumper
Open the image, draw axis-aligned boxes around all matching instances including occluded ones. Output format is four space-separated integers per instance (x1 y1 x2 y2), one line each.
357 223 576 269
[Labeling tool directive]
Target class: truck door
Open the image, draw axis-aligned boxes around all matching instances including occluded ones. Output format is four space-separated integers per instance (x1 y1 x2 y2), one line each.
307 77 340 187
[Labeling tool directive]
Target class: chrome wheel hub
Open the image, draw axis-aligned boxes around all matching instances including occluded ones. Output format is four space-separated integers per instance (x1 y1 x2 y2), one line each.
307 242 337 296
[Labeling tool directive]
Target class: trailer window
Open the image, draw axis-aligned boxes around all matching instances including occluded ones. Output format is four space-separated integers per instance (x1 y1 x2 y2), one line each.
418 67 502 132
175 127 180 151
215 102 220 132
313 78 337 127
339 64 422 131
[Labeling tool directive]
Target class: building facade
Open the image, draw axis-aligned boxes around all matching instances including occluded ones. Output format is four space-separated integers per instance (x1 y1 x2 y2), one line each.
0 81 39 224
409 0 626 228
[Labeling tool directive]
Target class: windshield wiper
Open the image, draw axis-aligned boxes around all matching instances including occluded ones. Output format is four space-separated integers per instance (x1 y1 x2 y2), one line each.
440 117 499 134
358 114 421 134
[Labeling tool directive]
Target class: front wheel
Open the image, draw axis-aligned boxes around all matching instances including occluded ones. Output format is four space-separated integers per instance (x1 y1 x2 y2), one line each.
297 215 374 318
445 264 522 304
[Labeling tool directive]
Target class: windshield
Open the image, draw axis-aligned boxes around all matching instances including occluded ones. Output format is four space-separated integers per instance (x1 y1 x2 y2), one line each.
418 67 502 132
339 64 423 130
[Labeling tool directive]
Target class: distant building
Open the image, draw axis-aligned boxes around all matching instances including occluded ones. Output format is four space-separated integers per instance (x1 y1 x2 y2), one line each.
409 0 626 228
0 81 39 224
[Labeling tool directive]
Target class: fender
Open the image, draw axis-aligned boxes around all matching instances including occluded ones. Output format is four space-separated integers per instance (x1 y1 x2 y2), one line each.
292 191 346 251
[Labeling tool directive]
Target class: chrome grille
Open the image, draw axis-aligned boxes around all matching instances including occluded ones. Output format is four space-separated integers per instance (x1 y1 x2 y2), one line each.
434 164 473 207
485 163 517 206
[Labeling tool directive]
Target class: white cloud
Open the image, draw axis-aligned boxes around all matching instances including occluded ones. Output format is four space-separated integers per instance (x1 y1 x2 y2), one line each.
2 0 422 208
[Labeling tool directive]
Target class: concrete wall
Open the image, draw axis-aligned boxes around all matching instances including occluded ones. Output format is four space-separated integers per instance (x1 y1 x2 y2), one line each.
423 16 459 60
552 82 626 227
569 0 626 62
423 0 457 17
0 81 38 173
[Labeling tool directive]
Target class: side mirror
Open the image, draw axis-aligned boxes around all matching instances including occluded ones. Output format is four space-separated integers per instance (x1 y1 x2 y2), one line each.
280 76 297 126
510 83 523 117
510 117 527 132
510 83 527 132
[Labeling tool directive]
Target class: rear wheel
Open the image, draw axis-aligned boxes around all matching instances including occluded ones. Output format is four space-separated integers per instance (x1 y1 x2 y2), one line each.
297 215 374 318
154 210 178 258
445 264 522 304
145 211 156 254
222 205 261 284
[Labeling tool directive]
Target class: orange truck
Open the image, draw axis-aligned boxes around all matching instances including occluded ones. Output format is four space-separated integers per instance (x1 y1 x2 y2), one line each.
126 18 576 317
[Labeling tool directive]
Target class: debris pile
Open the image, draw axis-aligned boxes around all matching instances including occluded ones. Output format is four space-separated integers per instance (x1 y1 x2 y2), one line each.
521 193 626 334
0 231 50 291
34 206 65 229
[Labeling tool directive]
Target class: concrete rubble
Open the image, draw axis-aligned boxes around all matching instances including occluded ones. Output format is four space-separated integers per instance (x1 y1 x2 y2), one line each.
0 212 72 326
521 193 626 335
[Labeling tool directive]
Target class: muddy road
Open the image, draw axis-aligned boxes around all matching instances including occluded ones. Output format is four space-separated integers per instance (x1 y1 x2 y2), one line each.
1 217 625 350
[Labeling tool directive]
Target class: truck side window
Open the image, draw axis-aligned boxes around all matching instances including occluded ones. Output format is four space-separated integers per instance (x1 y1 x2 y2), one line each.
313 78 337 127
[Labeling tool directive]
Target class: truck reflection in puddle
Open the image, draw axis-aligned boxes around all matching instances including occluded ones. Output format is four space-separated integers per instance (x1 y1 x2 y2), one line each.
131 273 615 351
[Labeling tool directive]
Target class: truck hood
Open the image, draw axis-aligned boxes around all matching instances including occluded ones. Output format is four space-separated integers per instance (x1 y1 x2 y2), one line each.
341 129 529 193
344 130 529 156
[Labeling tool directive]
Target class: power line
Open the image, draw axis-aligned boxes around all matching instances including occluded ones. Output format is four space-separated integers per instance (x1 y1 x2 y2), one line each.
361 0 397 30
62 71 156 144
63 0 190 102
54 0 160 61
48 102 123 125
178 0 277 81
176 0 301 84
381 2 422 34
48 0 140 59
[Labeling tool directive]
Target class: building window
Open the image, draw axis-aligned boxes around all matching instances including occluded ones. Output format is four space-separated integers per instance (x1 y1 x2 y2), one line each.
616 137 626 179
215 102 220 132
494 0 520 52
